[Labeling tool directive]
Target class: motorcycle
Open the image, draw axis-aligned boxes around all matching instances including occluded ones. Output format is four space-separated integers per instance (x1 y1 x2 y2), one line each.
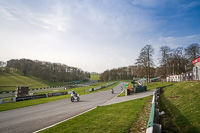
71 90 80 102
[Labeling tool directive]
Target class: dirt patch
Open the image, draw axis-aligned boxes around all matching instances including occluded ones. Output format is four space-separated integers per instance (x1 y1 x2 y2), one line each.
169 95 180 99
129 97 152 133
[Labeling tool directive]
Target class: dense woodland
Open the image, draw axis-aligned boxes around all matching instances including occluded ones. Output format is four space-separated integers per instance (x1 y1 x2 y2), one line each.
100 43 200 82
0 59 90 82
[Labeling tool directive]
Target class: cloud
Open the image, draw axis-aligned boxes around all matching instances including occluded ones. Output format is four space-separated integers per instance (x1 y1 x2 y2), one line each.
146 34 200 66
131 0 167 8
0 0 200 72
180 1 200 9
148 34 200 48
0 3 19 20
0 0 157 35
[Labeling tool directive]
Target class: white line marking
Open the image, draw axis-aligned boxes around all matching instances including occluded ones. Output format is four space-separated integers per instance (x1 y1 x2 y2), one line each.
33 106 97 133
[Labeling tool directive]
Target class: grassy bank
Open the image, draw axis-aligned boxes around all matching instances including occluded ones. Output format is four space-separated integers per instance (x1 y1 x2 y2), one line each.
40 96 151 133
159 81 200 133
0 72 49 92
90 74 100 80
0 81 119 112
144 82 173 90
0 71 80 92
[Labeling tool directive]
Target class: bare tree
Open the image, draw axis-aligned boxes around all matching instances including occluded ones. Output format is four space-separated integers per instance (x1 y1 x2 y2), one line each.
135 65 146 78
185 43 200 71
185 43 200 60
159 46 171 78
135 45 154 82
0 61 5 67
0 61 5 74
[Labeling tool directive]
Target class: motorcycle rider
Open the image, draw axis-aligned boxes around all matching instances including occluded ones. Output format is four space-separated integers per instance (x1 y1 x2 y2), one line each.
111 88 114 94
71 90 80 102
72 90 77 97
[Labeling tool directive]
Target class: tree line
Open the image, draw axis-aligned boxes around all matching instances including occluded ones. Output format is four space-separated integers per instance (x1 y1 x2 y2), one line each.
157 43 200 78
100 43 200 82
1 59 90 82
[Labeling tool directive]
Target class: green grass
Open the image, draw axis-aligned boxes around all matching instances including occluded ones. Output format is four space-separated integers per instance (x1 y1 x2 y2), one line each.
90 74 100 80
144 82 173 90
0 72 49 92
34 81 117 95
42 80 73 87
118 90 125 97
0 81 119 112
118 82 173 97
159 81 200 133
0 72 77 92
40 96 151 133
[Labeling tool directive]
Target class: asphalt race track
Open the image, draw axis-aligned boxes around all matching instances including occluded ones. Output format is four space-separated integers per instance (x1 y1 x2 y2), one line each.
0 83 123 133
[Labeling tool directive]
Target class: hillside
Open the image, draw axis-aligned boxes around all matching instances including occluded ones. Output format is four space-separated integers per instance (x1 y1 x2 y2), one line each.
0 72 49 92
159 81 200 132
90 73 100 80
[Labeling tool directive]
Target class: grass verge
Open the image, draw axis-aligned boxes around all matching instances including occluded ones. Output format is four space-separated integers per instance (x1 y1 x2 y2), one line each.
40 96 151 133
159 81 200 133
130 96 152 133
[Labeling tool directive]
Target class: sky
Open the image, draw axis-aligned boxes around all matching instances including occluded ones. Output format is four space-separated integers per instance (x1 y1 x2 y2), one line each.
0 0 200 73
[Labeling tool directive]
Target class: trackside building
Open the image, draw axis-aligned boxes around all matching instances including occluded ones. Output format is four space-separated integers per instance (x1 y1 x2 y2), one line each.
192 57 200 80
166 57 200 82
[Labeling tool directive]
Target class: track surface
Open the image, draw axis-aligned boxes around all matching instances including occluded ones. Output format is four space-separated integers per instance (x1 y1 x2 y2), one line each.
0 83 123 133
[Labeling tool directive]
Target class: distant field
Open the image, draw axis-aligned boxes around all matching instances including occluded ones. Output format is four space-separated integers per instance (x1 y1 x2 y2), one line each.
159 81 200 132
90 74 100 80
0 72 49 92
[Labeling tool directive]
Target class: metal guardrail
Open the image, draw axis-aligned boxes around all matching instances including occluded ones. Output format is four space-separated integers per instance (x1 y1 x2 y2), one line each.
89 82 116 92
0 86 65 94
146 88 162 133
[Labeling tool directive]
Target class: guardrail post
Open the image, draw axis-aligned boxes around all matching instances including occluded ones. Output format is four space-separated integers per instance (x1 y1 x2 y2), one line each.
154 108 159 124
153 124 161 133
68 91 72 94
13 97 16 102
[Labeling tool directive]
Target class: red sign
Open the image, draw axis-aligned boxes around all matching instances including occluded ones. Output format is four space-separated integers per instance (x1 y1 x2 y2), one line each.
192 57 200 64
